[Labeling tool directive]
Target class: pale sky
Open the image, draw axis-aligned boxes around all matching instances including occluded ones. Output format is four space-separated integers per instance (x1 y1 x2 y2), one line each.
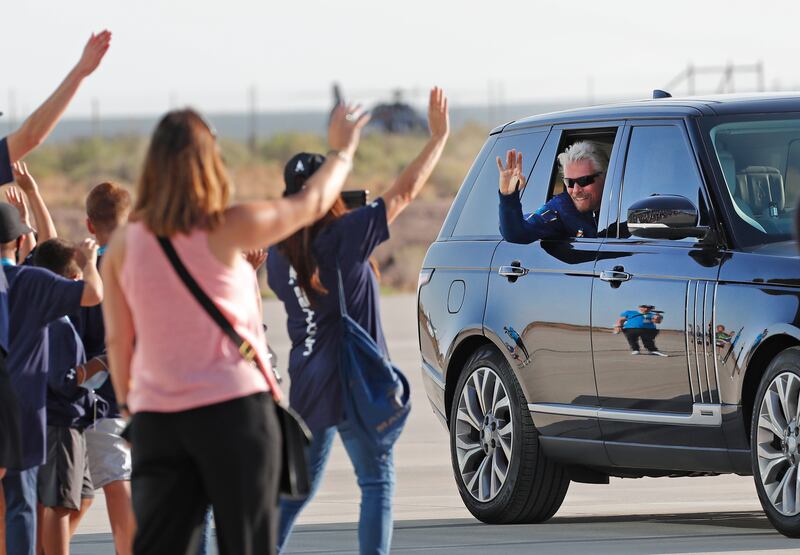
3 0 798 117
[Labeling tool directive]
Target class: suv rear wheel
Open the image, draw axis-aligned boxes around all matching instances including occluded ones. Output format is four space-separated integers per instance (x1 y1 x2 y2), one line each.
449 345 569 523
752 347 800 537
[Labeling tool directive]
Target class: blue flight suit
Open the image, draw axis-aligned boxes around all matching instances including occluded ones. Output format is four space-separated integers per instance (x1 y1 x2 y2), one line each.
499 190 598 243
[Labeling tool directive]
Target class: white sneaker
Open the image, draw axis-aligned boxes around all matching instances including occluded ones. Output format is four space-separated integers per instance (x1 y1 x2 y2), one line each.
631 350 640 355
651 351 668 357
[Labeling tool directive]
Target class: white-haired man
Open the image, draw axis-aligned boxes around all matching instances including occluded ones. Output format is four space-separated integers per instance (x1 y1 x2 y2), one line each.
498 140 609 242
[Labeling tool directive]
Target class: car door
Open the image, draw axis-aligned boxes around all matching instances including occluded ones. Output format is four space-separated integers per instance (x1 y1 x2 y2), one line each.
590 120 727 464
485 122 624 466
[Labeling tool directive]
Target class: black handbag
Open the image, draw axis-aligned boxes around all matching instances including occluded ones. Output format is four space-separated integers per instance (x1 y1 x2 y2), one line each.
156 236 312 499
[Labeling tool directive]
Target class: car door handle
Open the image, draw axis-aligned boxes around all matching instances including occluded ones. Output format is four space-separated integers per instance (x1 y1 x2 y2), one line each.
498 260 529 282
498 265 529 277
599 269 632 283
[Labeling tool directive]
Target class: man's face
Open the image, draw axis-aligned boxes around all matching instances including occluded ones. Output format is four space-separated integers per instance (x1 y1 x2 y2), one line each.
564 159 605 213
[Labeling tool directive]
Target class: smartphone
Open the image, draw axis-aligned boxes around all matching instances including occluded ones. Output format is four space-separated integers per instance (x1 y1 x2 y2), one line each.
341 190 369 209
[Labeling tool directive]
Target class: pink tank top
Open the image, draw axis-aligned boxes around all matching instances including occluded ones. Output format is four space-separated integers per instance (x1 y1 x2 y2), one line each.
120 221 269 413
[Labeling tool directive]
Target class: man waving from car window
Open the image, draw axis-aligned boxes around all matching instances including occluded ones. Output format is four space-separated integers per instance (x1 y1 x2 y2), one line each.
498 140 608 243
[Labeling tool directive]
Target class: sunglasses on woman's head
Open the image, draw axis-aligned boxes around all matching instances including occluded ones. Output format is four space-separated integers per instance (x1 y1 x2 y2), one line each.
564 172 602 189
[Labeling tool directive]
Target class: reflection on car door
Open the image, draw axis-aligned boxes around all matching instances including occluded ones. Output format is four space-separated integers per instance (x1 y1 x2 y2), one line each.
485 123 623 466
591 120 725 458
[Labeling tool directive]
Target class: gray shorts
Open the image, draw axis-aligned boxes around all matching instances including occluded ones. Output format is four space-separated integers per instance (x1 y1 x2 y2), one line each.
38 426 94 510
84 417 132 488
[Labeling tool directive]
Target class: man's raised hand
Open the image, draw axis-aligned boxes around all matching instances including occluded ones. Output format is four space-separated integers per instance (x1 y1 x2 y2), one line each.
497 149 526 196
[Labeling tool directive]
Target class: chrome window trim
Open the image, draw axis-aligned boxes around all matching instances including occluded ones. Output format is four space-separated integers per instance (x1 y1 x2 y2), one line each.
702 281 714 403
528 402 722 426
685 280 697 402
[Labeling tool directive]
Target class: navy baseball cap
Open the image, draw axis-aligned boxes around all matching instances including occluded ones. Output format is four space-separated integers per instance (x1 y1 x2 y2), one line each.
0 203 32 243
283 152 326 197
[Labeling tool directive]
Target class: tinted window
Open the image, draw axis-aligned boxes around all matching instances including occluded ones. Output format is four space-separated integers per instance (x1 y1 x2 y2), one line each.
453 131 547 238
619 125 707 240
708 118 800 246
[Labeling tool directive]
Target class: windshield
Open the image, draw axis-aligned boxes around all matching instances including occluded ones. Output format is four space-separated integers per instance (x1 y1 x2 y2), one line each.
707 118 800 247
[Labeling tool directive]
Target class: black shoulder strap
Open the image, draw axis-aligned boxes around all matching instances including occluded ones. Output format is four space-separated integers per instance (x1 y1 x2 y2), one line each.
156 236 258 363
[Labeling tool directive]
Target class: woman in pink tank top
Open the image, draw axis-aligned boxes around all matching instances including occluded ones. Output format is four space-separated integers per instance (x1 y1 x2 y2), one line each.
100 105 369 555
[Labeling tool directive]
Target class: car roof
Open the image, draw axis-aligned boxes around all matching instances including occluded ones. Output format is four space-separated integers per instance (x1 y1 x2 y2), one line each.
497 93 800 133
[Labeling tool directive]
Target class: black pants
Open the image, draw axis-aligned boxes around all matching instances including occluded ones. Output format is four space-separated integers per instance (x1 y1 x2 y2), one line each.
622 328 660 352
130 392 281 555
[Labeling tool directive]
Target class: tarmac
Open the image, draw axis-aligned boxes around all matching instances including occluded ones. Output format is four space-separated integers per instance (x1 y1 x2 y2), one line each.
71 294 800 554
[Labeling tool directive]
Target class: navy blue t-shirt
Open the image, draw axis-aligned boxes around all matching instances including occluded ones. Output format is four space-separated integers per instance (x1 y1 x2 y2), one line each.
499 190 598 243
46 317 93 428
267 198 390 432
4 265 84 469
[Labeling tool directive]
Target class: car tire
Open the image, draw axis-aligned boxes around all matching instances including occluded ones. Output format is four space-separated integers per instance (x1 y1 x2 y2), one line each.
751 346 800 537
449 345 569 524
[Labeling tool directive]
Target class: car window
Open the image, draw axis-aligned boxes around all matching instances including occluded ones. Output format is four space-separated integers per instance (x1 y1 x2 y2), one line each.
618 125 708 241
707 118 800 246
453 131 548 238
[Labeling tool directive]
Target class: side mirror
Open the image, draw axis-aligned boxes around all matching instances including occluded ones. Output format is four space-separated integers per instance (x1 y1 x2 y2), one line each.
627 194 711 240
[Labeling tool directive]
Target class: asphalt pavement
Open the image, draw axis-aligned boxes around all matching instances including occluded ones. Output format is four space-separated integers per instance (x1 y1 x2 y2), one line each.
72 294 800 554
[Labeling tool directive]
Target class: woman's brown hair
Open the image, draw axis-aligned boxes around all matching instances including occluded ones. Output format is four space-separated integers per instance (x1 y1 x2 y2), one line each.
132 109 231 236
278 197 348 301
278 198 380 303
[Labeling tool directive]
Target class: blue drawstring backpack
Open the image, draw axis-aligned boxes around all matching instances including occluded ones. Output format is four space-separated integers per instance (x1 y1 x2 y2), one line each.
336 266 410 453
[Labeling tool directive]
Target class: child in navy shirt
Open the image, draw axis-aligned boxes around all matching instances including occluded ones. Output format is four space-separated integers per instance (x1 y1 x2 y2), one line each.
34 239 109 555
0 205 102 555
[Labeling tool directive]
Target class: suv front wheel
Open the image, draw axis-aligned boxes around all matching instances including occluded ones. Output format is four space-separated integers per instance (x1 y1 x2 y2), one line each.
752 346 800 537
449 345 569 524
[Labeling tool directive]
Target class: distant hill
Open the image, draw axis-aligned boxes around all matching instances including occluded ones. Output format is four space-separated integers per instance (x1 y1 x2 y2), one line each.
11 100 612 143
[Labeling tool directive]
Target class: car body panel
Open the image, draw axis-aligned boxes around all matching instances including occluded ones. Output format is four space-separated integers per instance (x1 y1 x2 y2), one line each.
419 93 800 479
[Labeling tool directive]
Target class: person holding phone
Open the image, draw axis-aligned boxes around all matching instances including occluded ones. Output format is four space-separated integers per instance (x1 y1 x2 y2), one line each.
267 86 450 555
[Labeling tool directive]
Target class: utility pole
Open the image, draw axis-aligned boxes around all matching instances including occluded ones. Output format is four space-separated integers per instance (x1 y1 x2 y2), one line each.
248 84 258 155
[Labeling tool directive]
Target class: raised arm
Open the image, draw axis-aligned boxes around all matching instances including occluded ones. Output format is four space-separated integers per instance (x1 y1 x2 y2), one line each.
4 186 35 260
381 87 450 225
12 162 57 243
100 230 134 413
77 238 102 306
6 31 111 163
212 104 369 253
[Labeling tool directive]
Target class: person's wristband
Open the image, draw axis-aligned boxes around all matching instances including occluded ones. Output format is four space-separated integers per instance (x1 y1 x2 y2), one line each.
326 149 352 166
118 403 129 414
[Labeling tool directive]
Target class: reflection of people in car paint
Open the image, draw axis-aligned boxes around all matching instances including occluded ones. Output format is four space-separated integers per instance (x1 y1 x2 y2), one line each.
503 326 530 360
752 328 768 350
615 305 667 356
715 324 734 354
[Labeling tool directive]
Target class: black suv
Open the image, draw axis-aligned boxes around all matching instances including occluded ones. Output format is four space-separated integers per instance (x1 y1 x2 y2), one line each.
417 94 800 536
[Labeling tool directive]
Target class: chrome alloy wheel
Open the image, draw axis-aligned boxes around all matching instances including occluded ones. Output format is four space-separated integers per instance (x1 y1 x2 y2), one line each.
454 367 513 502
757 371 800 516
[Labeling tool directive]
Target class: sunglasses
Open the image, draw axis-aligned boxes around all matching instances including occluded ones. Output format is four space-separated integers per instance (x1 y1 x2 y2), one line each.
563 172 602 189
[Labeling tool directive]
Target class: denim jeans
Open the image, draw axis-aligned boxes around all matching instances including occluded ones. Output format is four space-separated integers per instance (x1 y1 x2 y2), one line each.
3 467 38 555
277 420 395 555
196 507 213 555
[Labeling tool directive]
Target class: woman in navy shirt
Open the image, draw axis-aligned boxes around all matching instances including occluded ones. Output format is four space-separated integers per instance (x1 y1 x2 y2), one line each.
268 87 449 555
